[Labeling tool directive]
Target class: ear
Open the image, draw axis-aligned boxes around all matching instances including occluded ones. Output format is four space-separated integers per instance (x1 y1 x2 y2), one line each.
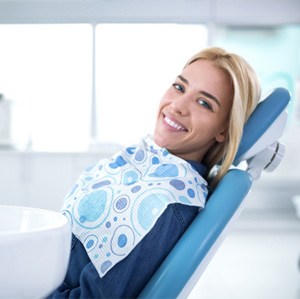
215 129 228 143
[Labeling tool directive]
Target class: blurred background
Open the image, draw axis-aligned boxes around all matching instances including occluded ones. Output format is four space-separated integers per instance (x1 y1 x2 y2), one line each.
0 0 299 298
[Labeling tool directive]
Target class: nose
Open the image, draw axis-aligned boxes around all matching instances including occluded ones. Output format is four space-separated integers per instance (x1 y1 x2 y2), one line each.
170 94 190 116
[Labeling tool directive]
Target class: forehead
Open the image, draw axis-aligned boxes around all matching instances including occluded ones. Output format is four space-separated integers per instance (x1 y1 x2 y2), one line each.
182 59 233 103
183 59 228 84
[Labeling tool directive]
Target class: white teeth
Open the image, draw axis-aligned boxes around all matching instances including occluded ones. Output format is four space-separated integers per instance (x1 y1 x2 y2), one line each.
164 116 186 131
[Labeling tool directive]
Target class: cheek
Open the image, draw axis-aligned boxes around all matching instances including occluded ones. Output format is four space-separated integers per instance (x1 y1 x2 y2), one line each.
155 100 164 119
155 97 167 123
192 115 223 137
160 88 174 104
156 93 169 114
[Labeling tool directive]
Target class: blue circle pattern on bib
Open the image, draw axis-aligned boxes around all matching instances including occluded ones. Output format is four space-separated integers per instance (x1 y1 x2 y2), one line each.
61 137 207 278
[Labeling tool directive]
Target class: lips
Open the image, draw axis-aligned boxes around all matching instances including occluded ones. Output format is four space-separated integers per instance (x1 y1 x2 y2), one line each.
163 115 187 132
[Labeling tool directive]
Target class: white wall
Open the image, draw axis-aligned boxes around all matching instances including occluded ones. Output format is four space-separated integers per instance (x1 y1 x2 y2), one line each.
0 150 113 211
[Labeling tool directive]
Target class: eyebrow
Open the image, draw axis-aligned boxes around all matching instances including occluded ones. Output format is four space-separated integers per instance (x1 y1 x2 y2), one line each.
178 75 221 107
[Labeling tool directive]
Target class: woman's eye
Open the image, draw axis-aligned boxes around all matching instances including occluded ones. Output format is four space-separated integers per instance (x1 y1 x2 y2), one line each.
198 99 212 110
172 83 185 93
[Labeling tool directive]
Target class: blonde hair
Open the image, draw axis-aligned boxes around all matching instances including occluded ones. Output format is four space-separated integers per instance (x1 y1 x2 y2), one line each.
185 47 261 186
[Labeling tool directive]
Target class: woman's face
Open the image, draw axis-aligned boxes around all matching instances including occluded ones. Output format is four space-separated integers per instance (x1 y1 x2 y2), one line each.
154 59 233 162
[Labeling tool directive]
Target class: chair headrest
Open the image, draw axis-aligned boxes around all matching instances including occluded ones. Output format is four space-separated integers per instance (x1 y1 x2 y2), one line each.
233 87 291 166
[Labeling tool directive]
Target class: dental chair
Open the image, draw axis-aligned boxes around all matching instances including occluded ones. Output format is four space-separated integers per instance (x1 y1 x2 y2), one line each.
138 87 291 299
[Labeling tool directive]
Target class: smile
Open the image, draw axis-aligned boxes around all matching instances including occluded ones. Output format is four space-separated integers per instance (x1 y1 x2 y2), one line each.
164 116 187 132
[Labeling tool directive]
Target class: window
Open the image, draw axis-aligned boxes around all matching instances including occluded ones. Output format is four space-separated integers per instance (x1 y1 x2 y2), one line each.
1 23 300 151
0 23 207 151
0 24 92 151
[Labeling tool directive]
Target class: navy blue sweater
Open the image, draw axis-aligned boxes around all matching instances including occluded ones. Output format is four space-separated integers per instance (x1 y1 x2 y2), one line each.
47 161 206 299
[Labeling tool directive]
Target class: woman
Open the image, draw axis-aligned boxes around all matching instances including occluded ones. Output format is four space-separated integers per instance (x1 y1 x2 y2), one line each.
48 47 261 298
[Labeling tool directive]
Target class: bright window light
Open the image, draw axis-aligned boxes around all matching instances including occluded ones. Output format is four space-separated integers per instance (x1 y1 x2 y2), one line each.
95 24 208 146
0 24 92 151
0 23 207 152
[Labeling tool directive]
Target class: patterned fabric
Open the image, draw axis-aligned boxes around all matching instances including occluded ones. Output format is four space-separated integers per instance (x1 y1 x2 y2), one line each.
61 136 208 278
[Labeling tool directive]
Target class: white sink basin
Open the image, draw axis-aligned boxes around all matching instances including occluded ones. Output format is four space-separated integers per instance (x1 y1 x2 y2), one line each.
0 205 71 298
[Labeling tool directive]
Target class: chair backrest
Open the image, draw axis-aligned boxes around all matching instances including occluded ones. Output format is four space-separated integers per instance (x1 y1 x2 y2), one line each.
138 87 291 299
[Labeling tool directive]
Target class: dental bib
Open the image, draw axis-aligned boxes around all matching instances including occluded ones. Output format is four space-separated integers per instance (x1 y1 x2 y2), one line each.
61 136 208 277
